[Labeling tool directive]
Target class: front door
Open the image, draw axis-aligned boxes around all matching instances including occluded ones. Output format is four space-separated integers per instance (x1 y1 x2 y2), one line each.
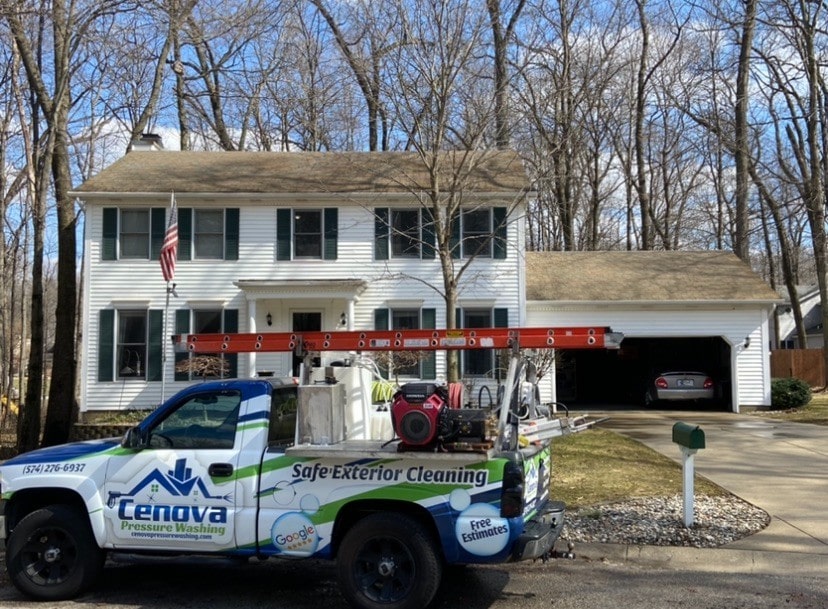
292 311 322 376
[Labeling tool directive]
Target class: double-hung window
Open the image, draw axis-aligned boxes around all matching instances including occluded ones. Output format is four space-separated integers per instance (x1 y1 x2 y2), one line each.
391 210 421 258
193 210 225 259
374 208 435 260
374 307 436 379
98 308 163 382
119 210 151 258
374 206 506 260
458 207 508 259
294 210 323 258
174 308 239 381
460 308 509 377
276 208 338 260
117 311 147 379
102 207 239 262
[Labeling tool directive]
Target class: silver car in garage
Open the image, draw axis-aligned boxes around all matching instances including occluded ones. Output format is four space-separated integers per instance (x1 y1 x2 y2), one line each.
645 371 714 406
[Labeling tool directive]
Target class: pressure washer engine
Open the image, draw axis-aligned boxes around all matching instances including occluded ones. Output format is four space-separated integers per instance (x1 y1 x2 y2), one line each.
391 382 489 450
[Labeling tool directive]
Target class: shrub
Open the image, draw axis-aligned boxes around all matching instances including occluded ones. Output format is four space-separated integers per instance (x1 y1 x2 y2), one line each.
770 377 812 409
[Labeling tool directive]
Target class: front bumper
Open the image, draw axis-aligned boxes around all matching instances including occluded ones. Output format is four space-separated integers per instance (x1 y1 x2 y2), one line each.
511 500 565 561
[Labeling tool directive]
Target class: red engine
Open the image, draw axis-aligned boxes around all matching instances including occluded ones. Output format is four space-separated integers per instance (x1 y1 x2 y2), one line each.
391 383 447 449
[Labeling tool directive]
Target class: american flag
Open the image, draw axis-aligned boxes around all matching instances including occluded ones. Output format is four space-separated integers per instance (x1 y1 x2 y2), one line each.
160 193 178 282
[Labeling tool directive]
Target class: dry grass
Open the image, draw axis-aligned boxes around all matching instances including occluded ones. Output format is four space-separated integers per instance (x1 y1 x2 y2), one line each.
752 391 828 426
550 428 727 509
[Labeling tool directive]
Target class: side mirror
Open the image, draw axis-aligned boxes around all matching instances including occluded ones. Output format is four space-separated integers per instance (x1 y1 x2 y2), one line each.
122 426 148 450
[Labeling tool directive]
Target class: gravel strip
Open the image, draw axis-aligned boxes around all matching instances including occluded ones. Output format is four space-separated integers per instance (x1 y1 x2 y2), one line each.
562 494 770 548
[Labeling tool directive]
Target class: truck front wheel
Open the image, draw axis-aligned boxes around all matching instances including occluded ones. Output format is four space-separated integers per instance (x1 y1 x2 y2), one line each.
6 504 105 601
337 513 443 609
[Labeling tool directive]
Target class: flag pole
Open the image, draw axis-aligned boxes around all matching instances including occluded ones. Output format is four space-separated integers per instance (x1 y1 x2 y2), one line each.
159 191 179 404
161 281 172 403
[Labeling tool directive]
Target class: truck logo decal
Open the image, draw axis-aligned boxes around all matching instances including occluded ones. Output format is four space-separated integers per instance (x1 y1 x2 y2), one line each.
107 458 233 508
108 458 233 543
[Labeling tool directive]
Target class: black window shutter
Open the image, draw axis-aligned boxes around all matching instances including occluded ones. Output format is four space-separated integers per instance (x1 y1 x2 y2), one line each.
494 308 509 378
421 209 436 259
102 208 118 261
174 309 190 381
150 208 166 259
374 308 389 330
146 310 163 381
375 208 389 260
225 208 239 260
224 309 239 378
178 208 192 261
323 208 338 260
494 308 509 327
276 208 292 261
493 207 507 259
98 309 115 381
421 308 436 379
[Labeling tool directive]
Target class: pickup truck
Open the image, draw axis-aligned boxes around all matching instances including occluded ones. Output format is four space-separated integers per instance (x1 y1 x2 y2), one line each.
0 359 573 609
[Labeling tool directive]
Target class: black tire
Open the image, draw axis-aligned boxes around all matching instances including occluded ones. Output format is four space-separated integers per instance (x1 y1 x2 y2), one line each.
6 504 105 601
337 513 443 609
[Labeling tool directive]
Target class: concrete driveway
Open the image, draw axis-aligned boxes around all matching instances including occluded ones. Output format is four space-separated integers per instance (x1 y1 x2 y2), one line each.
582 410 828 575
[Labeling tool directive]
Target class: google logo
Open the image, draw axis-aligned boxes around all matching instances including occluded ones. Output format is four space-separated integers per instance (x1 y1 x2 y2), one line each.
271 512 319 556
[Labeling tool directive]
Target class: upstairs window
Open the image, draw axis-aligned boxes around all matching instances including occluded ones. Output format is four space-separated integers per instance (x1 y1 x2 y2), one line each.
103 207 239 262
119 210 151 258
276 208 338 260
391 210 421 258
294 210 323 258
194 210 225 259
462 209 492 258
374 206 506 260
374 208 435 260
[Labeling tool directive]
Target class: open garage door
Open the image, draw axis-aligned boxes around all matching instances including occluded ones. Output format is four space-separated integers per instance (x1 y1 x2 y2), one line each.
556 336 732 410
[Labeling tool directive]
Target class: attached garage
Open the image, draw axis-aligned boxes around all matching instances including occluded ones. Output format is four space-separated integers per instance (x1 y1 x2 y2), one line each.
525 251 781 412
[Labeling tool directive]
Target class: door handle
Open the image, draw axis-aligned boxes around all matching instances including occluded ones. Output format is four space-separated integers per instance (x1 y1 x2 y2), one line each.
208 463 234 477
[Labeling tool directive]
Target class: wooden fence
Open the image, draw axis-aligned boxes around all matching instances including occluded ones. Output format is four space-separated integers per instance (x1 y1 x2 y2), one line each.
770 349 825 387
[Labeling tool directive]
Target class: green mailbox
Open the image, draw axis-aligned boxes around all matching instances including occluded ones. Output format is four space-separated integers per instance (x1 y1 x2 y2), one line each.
672 422 705 450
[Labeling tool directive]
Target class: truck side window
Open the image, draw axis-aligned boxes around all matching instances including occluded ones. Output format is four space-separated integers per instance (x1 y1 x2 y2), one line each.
149 391 241 449
267 386 298 448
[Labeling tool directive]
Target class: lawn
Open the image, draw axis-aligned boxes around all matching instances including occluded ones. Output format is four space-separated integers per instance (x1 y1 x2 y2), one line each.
750 391 828 425
550 427 727 509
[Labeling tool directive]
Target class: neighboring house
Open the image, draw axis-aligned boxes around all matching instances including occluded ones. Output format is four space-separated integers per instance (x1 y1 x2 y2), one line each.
70 147 530 413
774 285 824 349
525 251 782 411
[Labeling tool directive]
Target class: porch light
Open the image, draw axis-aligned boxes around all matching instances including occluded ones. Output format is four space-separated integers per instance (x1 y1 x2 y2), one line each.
266 312 273 326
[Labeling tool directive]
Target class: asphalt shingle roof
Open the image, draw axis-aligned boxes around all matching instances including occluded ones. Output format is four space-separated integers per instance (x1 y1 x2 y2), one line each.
525 251 781 303
73 150 530 194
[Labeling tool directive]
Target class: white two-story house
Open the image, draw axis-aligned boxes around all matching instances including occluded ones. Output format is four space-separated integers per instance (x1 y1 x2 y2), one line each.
71 148 531 414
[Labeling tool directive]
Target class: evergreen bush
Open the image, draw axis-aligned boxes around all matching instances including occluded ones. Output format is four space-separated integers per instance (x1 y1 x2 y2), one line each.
770 377 812 409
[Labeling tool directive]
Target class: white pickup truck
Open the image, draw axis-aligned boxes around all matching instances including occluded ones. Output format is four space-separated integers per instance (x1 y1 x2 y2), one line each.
1 329 614 609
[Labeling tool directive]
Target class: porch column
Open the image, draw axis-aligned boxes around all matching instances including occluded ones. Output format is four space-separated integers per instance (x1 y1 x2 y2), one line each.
248 299 257 377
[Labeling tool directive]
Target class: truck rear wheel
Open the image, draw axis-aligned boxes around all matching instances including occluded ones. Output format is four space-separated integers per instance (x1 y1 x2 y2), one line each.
337 513 443 609
6 504 104 601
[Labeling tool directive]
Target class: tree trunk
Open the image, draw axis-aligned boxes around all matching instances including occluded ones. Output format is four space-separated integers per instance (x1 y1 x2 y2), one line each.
733 0 756 262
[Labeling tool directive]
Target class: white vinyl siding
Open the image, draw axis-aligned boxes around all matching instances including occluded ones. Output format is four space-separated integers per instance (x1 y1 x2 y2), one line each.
82 200 524 411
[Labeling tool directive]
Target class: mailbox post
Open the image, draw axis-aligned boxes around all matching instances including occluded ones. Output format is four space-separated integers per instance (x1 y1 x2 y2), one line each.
672 422 705 527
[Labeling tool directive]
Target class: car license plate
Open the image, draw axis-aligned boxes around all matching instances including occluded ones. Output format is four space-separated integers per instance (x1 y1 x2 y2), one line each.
677 379 695 387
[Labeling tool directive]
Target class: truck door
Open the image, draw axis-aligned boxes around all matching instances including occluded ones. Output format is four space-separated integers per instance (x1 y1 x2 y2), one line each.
102 388 241 552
